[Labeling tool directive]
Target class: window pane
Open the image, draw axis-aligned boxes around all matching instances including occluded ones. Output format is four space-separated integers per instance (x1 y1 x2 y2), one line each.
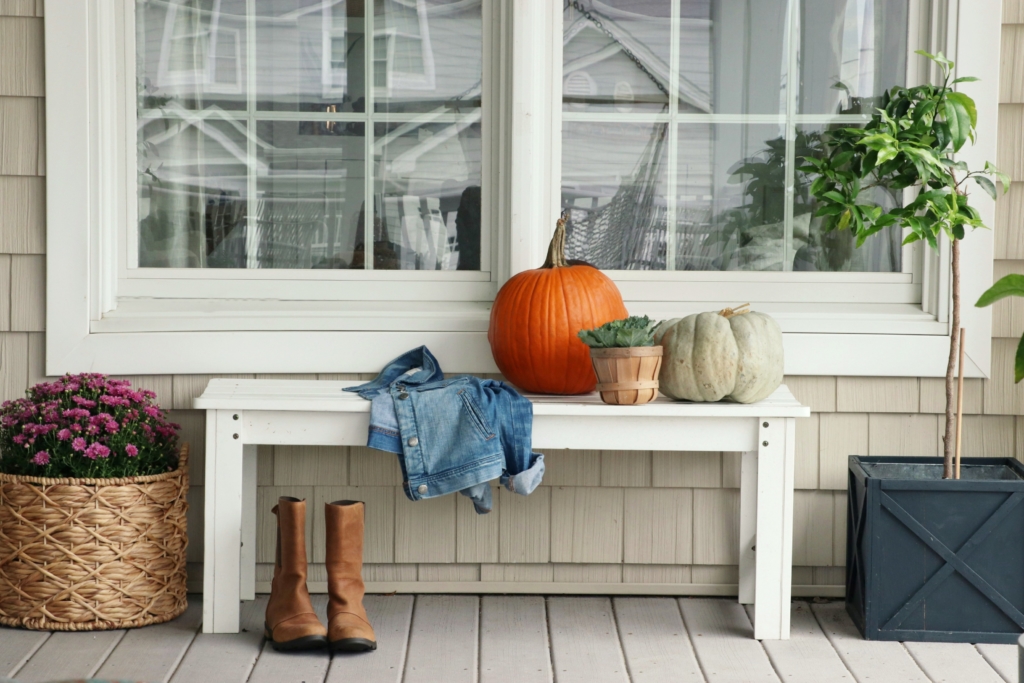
137 0 486 271
794 123 902 272
673 123 788 271
562 0 789 115
137 0 248 111
254 0 366 113
562 121 668 270
799 0 908 114
561 0 910 273
373 119 482 270
374 0 483 114
138 117 249 267
253 121 365 269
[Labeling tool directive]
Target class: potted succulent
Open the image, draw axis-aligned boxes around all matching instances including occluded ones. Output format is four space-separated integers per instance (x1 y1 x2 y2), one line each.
805 52 1020 643
578 316 663 405
0 374 188 631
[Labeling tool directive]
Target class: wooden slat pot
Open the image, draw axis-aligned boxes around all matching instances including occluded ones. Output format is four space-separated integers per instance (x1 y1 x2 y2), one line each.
0 445 189 631
590 346 664 405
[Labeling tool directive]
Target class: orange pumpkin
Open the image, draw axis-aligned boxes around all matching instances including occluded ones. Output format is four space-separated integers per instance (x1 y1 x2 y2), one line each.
488 215 628 394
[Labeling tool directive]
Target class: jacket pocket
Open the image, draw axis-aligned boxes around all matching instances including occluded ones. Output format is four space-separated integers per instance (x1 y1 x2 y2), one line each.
458 390 495 441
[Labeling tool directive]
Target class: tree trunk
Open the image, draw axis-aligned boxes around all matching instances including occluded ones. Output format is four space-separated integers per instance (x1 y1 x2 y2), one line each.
942 238 961 479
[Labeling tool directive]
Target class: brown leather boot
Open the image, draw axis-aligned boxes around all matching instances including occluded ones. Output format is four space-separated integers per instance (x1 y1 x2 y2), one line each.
325 500 377 653
265 497 328 651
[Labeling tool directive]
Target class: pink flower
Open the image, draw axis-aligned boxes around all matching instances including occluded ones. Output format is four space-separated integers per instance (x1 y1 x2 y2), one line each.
104 420 119 433
71 396 96 408
57 429 72 441
31 451 50 466
125 444 139 457
143 406 161 419
71 437 86 452
100 395 130 408
70 423 82 432
85 442 110 460
62 408 90 420
12 434 26 445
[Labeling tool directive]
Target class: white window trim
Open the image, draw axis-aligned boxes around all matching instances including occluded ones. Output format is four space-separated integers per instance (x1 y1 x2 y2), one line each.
45 0 998 377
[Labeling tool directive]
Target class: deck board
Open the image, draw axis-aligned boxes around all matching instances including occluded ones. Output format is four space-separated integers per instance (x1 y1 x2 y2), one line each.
748 602 853 683
0 596 1011 683
547 597 630 683
904 641 1006 683
325 594 414 683
975 643 1019 683
95 599 203 683
811 602 930 683
479 595 552 683
14 629 126 682
170 596 266 683
402 595 479 683
248 595 331 683
614 597 703 683
679 598 778 682
0 629 47 679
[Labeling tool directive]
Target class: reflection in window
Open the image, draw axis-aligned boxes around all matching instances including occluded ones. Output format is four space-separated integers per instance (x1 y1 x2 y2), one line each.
561 0 908 272
136 0 484 270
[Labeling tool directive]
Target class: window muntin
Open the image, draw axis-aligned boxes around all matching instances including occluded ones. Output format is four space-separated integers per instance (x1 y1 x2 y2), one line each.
135 0 484 272
560 0 910 274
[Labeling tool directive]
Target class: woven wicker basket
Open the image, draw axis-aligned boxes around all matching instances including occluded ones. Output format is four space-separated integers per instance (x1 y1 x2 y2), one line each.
590 346 664 405
0 445 189 631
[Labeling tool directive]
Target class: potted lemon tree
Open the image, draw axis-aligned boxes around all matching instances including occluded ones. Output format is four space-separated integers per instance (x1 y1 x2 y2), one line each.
805 52 1021 643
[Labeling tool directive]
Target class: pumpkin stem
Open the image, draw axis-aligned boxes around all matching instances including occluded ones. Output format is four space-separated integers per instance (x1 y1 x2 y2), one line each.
719 303 751 319
542 211 570 269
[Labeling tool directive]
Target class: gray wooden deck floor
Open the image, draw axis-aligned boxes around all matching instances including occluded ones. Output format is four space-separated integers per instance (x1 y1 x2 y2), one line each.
0 596 1018 683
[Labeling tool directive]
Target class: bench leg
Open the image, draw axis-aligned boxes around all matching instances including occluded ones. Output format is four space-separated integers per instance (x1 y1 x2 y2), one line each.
753 417 795 640
240 444 258 601
203 409 244 634
738 449 757 605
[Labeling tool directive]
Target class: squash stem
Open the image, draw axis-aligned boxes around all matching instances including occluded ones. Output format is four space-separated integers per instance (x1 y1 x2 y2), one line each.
542 212 570 269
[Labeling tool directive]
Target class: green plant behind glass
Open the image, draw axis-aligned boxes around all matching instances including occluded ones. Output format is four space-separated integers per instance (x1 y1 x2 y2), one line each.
801 51 1009 479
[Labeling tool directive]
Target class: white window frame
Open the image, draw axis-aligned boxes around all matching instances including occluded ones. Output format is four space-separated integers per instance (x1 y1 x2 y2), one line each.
46 0 998 377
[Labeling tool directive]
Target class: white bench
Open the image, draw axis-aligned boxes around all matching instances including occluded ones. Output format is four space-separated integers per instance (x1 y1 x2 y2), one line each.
195 379 809 639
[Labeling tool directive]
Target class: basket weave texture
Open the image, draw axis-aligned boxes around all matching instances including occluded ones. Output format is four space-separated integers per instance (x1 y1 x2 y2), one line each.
590 346 664 405
0 446 189 631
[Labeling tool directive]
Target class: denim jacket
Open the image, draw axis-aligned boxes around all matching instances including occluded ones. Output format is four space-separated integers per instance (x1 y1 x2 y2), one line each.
344 347 545 514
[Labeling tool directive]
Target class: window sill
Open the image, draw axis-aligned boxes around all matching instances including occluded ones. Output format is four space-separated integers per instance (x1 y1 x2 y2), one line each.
55 299 981 378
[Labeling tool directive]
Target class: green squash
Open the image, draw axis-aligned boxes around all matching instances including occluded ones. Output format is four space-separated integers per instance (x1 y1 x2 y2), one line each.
654 305 784 403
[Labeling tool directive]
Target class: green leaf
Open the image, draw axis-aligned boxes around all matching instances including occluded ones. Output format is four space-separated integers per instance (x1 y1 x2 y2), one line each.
943 100 964 150
952 76 980 84
974 175 998 200
814 203 845 217
1016 335 1024 384
837 209 852 231
947 91 978 128
976 274 1024 307
823 190 847 204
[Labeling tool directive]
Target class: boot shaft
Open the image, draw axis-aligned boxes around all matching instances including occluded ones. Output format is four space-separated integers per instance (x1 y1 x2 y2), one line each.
273 496 310 579
325 500 367 611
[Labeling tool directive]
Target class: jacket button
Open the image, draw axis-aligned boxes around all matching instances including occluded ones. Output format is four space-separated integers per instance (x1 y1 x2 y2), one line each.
408 436 419 447
398 392 409 400
417 484 428 494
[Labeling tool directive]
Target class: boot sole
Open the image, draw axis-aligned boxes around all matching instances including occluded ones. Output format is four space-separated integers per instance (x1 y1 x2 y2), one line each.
264 624 328 652
330 638 377 654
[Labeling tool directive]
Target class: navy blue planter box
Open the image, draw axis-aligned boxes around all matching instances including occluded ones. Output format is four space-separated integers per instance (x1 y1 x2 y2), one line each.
847 456 1024 643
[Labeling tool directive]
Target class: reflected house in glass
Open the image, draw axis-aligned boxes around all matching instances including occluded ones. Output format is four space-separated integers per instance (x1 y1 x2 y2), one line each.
559 0 905 274
135 0 484 272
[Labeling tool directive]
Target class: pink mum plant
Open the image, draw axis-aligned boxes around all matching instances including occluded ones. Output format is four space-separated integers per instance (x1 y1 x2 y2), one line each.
0 373 180 478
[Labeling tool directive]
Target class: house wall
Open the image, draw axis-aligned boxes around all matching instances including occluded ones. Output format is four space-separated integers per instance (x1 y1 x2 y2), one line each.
1 0 1022 594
